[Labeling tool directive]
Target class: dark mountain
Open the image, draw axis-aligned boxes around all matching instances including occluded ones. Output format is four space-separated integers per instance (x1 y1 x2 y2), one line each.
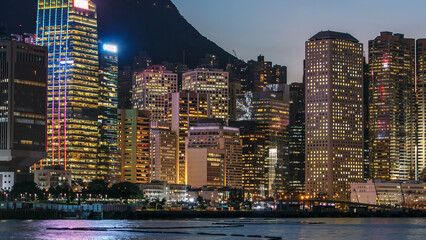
0 0 235 69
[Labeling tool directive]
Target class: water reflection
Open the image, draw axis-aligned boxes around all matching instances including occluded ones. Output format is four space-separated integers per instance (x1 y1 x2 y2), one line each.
0 218 424 240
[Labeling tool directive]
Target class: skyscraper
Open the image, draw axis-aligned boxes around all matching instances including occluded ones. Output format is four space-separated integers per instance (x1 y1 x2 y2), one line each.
118 109 150 183
305 31 364 200
230 121 267 200
97 43 119 183
236 86 290 198
369 32 416 181
164 91 209 184
288 82 305 196
416 39 426 181
36 0 100 180
132 65 177 122
0 40 47 172
182 68 229 123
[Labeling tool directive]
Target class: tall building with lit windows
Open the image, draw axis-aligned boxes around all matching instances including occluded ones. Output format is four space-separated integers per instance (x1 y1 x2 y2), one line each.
369 32 416 181
132 65 177 122
164 91 209 184
118 109 150 183
236 86 290 198
36 0 100 180
97 43 119 183
182 68 229 123
305 31 364 201
416 39 426 181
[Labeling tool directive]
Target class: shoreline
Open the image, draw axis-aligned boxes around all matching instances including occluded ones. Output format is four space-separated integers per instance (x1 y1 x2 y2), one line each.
1 209 425 220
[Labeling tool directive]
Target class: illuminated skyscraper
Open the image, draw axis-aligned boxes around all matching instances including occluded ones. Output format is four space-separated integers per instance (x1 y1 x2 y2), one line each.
132 65 177 122
97 43 119 183
36 0 100 180
305 31 364 200
118 109 150 183
182 68 229 123
164 91 209 184
369 32 416 181
230 121 267 200
236 86 290 198
415 39 426 180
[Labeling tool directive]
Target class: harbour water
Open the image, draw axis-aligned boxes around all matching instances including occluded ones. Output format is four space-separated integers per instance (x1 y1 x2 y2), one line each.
0 218 425 239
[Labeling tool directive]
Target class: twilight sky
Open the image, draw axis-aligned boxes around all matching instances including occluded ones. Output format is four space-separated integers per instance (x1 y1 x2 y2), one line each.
174 0 426 83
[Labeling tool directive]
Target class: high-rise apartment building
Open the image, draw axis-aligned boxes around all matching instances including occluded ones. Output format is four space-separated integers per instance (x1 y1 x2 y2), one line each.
164 91 209 184
36 0 100 180
186 120 242 188
150 123 178 184
369 32 416 181
182 68 229 123
305 31 364 200
0 40 47 172
118 109 150 183
97 43 119 183
416 39 426 181
132 65 177 122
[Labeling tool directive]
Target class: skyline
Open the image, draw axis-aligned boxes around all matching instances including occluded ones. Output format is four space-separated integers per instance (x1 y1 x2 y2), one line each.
174 0 426 82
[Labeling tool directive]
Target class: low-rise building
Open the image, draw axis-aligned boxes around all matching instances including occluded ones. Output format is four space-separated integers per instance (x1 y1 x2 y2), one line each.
187 186 243 203
350 180 426 207
139 181 187 202
34 166 71 190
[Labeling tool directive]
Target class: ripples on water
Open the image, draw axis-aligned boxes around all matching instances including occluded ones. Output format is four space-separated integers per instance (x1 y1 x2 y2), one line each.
0 218 425 240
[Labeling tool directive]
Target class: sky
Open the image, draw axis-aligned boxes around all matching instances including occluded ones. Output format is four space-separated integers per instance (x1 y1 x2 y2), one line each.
173 0 426 83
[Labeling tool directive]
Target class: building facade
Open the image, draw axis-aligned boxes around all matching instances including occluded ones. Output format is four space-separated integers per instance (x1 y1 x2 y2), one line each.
416 39 426 181
150 123 178 184
132 65 177 122
118 109 150 183
186 121 242 188
182 68 229 123
97 43 119 183
230 121 267 200
350 180 426 207
305 31 364 200
288 82 305 196
36 0 100 180
185 148 225 188
369 32 416 181
164 91 209 184
0 40 47 172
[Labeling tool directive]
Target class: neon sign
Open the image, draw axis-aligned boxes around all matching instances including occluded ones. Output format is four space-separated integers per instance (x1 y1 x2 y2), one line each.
74 0 89 10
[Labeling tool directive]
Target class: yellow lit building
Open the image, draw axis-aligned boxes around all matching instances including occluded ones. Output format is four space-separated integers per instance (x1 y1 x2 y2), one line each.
305 31 364 201
182 68 229 123
132 65 177 122
164 91 209 184
118 109 150 183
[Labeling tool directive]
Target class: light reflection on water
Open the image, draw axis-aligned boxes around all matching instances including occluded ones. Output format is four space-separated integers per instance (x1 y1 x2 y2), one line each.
0 218 425 240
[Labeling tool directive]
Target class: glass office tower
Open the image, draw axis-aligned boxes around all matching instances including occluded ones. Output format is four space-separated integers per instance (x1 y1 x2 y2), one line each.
36 0 100 180
97 43 119 183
